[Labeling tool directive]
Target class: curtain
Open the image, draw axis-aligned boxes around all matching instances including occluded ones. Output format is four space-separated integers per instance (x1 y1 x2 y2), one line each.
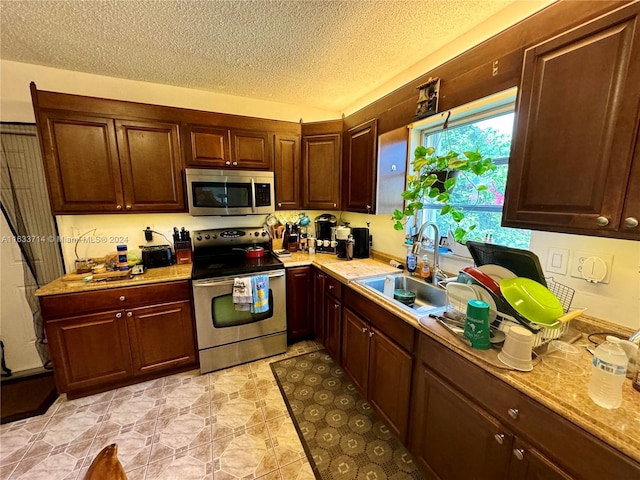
1 123 64 368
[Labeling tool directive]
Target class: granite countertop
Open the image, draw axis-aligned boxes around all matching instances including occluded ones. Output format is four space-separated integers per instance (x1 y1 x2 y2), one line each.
343 279 640 464
35 264 193 296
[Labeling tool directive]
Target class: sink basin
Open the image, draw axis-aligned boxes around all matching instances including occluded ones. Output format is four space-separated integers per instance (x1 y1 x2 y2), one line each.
356 274 447 316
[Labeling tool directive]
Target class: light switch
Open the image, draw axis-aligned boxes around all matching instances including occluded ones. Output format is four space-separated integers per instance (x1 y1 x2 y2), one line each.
546 247 569 275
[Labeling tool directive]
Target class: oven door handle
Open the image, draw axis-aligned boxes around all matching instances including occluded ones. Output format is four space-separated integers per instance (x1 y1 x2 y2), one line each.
193 270 285 287
250 178 257 214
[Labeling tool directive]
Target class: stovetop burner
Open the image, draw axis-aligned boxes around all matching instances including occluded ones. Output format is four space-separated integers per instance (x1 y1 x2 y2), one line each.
191 227 284 280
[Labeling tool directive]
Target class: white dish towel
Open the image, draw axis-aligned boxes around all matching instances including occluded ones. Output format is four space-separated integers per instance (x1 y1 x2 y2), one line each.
233 277 252 311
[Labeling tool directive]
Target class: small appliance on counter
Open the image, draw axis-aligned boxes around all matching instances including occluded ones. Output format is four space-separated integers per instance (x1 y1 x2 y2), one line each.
352 226 371 258
142 245 174 269
173 226 192 264
314 213 337 254
335 225 351 258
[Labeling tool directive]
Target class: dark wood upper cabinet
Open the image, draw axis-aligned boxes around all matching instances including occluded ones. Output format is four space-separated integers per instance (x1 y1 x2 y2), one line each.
503 3 640 239
231 129 272 170
343 119 377 213
274 134 302 210
37 111 124 213
183 125 231 167
302 133 341 210
117 120 184 211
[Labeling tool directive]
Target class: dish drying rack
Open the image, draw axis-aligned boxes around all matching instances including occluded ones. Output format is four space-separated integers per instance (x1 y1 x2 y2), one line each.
447 276 577 348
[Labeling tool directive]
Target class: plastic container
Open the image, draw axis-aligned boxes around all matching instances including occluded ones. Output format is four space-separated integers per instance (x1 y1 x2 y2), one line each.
406 248 417 275
498 325 534 371
383 275 395 298
116 244 129 271
588 341 628 409
464 299 490 350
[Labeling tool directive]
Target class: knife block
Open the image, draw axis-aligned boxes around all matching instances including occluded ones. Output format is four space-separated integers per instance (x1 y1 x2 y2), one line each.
174 240 192 264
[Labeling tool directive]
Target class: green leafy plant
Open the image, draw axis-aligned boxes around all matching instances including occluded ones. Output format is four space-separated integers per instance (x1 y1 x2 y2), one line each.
392 145 497 242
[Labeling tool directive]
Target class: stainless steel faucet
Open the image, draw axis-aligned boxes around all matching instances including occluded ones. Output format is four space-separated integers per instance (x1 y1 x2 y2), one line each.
412 221 439 285
630 329 640 343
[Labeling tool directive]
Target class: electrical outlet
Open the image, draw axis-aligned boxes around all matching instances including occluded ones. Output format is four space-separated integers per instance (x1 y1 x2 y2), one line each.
570 250 613 284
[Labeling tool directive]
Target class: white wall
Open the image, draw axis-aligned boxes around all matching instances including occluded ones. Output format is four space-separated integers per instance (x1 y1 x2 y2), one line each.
0 60 339 123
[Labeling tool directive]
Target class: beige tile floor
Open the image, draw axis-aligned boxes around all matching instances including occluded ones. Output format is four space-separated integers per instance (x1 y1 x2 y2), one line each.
0 340 321 480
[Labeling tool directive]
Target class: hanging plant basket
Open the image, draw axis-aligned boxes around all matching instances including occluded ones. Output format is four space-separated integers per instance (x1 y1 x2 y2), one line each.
432 169 458 194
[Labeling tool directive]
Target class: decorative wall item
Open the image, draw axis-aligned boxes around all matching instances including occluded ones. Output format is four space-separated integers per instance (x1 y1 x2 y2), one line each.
415 77 440 119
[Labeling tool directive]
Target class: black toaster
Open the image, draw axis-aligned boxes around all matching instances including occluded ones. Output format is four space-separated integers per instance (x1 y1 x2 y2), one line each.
142 245 174 269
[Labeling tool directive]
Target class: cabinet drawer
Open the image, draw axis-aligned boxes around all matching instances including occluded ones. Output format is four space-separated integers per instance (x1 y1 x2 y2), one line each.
418 333 640 480
41 280 191 319
344 288 415 353
324 275 343 299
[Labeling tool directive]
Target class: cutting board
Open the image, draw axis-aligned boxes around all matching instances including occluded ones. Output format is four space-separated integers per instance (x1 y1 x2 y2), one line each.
61 270 130 282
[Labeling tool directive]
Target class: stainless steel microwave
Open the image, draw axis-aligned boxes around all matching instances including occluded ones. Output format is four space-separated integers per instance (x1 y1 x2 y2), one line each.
185 168 274 216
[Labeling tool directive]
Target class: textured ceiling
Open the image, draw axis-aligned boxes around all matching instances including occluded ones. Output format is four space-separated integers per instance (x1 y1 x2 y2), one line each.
1 0 518 112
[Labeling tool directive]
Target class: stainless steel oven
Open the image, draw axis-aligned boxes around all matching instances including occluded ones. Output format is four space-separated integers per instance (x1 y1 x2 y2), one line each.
186 168 274 216
191 226 287 373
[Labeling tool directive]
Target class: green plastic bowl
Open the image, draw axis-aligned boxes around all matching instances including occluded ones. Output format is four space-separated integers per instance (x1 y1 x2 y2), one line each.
500 277 563 325
394 289 416 305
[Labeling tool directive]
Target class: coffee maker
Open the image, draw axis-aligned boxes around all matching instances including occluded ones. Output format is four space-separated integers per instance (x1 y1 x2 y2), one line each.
352 227 370 258
314 214 337 254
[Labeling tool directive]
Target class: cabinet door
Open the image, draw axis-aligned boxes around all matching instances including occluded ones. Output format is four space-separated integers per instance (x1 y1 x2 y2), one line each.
126 300 196 376
184 125 231 167
343 119 377 213
230 129 272 170
274 134 302 210
286 266 313 341
503 3 640 236
313 269 326 346
341 308 370 394
45 310 133 392
302 134 341 209
37 111 124 213
116 120 185 212
409 365 512 479
368 326 412 442
324 294 342 362
620 134 640 236
507 438 573 480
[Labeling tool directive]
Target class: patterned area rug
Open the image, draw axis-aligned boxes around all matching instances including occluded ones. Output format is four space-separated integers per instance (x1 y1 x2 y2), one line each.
271 350 424 480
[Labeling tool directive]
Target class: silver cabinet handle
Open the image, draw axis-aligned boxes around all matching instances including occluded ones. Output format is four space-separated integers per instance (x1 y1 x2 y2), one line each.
623 217 639 228
328 284 334 291
369 330 374 337
361 326 367 333
119 296 126 302
513 449 525 461
494 433 505 445
125 205 132 210
508 408 519 419
116 205 122 210
333 203 337 208
366 205 371 212
126 312 132 317
278 202 282 207
225 161 231 165
596 216 609 226
115 312 122 318
334 303 340 310
232 161 238 166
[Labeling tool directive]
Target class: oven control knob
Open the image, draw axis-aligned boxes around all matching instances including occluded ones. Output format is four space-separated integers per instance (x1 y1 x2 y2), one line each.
205 234 210 240
261 231 267 236
196 235 202 241
254 232 259 237
212 234 217 239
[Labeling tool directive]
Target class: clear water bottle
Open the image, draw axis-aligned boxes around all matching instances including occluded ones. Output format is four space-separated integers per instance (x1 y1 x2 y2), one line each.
588 341 628 409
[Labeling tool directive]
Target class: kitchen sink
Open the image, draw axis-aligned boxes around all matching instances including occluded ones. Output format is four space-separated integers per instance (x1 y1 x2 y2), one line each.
356 274 447 316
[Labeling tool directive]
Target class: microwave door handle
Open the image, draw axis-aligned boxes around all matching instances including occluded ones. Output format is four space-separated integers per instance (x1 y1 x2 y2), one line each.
251 178 257 213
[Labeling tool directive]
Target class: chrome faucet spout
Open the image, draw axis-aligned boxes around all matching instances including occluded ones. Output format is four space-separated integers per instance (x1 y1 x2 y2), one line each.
630 329 640 343
412 221 439 285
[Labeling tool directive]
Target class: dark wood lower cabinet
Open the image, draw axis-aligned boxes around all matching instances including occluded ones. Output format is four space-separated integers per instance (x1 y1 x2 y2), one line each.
286 266 314 342
312 268 326 346
409 364 512 479
46 310 133 393
341 303 413 442
507 439 573 480
324 294 342 362
40 280 198 398
127 300 196 375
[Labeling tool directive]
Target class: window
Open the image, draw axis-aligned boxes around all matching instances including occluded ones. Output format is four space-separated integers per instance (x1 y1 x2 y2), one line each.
408 89 530 249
